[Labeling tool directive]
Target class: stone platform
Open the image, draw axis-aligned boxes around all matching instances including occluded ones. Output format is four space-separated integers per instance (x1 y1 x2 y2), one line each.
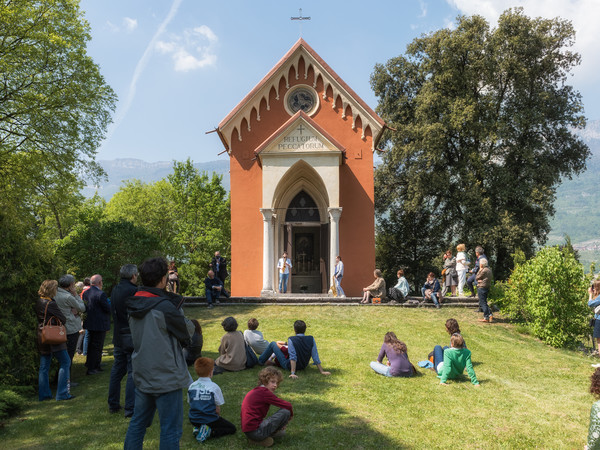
183 294 479 308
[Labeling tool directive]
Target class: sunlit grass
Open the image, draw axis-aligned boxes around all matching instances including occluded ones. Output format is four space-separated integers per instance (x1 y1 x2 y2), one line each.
1 306 594 449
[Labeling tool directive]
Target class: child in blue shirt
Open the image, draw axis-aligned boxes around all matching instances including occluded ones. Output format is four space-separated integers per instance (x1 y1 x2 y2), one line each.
187 357 236 442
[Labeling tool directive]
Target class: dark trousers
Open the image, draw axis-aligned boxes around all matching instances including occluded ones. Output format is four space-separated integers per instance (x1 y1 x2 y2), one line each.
66 332 79 362
466 273 477 294
478 287 491 319
191 416 236 438
86 330 106 372
108 346 135 414
245 408 291 441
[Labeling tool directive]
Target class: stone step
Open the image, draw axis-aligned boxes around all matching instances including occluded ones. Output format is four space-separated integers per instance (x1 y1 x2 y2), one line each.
183 295 480 308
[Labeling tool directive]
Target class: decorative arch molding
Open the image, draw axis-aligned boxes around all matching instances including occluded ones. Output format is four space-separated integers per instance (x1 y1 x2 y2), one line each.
271 160 330 223
218 40 384 152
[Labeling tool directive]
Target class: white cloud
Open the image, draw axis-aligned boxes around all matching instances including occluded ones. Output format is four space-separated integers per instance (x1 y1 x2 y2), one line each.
418 0 428 18
155 25 218 72
123 17 138 33
107 0 183 139
445 0 600 84
106 20 119 33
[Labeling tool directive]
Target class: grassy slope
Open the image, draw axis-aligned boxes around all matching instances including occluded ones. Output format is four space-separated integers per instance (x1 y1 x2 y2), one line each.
0 305 593 449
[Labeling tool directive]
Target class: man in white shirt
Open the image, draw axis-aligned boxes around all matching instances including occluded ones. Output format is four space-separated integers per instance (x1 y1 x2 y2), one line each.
277 252 292 293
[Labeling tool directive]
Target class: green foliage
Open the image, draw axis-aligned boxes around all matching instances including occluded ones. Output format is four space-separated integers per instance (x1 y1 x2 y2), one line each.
0 0 116 237
504 246 590 347
0 209 54 387
56 220 161 294
372 8 589 280
0 389 26 422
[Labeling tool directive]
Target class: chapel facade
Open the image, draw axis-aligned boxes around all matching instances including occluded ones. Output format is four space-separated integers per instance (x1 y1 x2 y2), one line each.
217 39 385 297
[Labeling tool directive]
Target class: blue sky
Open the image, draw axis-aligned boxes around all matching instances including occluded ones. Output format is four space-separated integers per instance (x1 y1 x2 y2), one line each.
80 0 600 163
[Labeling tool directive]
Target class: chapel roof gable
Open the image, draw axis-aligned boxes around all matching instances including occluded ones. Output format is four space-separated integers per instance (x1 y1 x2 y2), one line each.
217 38 385 152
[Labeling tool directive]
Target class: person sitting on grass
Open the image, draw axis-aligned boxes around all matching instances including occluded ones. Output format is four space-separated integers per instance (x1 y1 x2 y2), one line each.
421 272 441 309
214 317 246 374
244 318 270 355
370 332 414 377
183 319 203 366
258 320 331 379
428 318 466 363
188 357 236 443
241 367 293 447
433 333 479 387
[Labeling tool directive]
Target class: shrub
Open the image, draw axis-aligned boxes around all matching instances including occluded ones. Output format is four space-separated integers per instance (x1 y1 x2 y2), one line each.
503 246 590 347
0 389 26 423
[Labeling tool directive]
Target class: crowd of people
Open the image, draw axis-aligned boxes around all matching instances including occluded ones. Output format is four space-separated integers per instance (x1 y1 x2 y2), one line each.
35 248 600 448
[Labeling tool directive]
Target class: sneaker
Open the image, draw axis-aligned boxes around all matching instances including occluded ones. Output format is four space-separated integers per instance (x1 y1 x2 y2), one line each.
592 363 600 368
196 424 211 442
488 315 493 323
435 304 441 309
207 304 213 309
248 437 274 447
215 300 221 305
192 427 199 437
273 429 286 438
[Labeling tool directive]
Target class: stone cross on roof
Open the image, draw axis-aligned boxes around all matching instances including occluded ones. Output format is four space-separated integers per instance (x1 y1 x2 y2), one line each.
291 8 311 37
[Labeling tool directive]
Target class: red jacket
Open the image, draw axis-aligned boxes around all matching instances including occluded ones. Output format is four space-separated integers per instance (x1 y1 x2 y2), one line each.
241 386 293 432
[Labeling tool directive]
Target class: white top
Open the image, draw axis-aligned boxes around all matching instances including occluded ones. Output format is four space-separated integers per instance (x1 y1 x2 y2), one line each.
456 251 468 271
277 257 292 274
334 261 344 278
243 329 269 354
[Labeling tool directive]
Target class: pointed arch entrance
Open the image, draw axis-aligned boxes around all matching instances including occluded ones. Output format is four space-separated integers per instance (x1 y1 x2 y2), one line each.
272 161 330 294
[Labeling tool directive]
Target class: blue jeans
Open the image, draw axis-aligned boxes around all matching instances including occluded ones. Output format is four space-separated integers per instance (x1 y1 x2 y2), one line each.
421 287 439 305
258 342 290 370
370 361 392 377
206 289 221 305
478 287 491 319
279 273 289 293
335 276 345 297
108 346 135 414
433 345 446 373
83 329 89 355
124 388 183 450
38 350 71 401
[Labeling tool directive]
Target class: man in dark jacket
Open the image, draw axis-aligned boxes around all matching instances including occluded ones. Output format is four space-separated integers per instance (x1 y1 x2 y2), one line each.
83 274 110 375
107 264 138 417
124 257 194 449
210 251 228 284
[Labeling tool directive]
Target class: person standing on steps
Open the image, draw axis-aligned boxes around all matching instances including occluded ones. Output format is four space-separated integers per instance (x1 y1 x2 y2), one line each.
333 256 345 298
277 252 292 294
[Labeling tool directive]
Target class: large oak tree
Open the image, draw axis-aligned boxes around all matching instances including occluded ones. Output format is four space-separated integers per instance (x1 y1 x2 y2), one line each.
372 8 589 280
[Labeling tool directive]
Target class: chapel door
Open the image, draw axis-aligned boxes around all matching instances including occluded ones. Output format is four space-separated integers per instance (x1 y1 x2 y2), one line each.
284 190 323 294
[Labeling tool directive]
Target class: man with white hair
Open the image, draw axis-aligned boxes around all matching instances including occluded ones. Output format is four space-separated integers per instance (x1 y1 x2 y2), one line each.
83 274 111 375
55 274 86 385
475 258 493 323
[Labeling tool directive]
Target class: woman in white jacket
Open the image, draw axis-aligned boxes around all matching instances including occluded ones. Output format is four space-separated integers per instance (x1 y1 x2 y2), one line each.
455 244 468 297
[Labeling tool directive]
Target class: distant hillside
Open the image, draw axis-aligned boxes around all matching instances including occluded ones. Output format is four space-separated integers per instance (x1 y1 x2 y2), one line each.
547 119 600 246
84 158 230 200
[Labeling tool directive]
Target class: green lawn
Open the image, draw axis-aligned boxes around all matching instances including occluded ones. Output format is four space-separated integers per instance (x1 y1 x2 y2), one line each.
1 306 594 449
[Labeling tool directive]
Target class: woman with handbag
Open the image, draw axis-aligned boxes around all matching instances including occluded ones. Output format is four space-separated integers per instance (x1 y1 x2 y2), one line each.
36 279 74 401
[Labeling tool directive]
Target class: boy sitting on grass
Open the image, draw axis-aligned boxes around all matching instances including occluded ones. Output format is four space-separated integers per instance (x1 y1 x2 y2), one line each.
258 319 331 379
244 318 270 355
434 334 480 387
187 357 236 443
241 367 293 447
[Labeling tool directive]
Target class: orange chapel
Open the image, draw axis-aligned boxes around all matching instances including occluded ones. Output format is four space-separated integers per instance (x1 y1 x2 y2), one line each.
216 39 385 297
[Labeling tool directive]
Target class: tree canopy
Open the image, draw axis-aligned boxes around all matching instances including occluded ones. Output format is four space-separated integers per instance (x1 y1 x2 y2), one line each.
371 8 589 280
0 0 116 236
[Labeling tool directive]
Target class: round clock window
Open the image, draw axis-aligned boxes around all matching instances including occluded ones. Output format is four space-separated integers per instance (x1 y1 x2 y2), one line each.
286 87 317 115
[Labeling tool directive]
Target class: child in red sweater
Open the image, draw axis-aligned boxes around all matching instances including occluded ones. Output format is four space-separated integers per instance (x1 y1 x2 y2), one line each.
241 367 293 447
